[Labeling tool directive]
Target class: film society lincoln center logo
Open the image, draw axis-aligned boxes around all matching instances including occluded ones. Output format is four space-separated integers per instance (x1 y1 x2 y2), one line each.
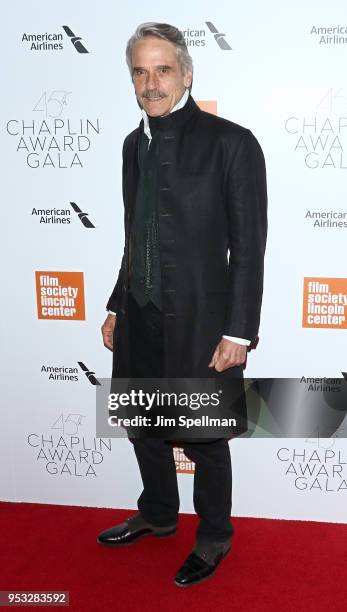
302 277 347 329
174 447 195 474
35 271 85 320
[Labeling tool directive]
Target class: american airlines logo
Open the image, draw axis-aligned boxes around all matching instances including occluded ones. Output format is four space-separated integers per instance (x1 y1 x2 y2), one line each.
182 22 232 51
21 26 90 53
70 202 95 228
31 201 95 228
205 22 232 50
62 26 89 54
78 362 101 386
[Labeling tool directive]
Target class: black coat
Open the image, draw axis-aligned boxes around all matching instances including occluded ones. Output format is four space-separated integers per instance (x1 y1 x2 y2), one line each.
107 95 267 381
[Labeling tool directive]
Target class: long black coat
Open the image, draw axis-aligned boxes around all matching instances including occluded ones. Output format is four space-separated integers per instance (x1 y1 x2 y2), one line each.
107 95 267 381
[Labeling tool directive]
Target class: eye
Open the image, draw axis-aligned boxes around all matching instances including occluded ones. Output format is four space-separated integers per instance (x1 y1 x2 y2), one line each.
159 67 169 74
133 68 145 77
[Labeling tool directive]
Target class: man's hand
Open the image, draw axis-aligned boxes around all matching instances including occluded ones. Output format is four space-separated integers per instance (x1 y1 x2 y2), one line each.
208 338 247 372
101 313 116 351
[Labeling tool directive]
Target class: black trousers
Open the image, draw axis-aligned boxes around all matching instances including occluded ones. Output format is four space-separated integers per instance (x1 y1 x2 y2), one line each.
127 291 233 543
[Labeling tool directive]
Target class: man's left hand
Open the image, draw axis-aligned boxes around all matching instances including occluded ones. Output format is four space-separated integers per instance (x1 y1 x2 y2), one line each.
208 338 247 372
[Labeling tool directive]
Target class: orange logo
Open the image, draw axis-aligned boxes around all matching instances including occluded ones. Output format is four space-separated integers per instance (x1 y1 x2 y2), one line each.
174 447 195 474
197 100 217 115
302 277 347 329
35 271 85 320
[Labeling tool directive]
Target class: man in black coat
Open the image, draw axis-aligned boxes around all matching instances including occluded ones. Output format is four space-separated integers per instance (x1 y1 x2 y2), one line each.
98 22 267 587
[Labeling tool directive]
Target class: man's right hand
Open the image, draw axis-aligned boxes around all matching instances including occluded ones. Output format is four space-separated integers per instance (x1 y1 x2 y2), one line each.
101 313 116 351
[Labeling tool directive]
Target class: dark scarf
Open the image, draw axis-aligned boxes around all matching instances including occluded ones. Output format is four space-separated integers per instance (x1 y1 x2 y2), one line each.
128 120 162 310
128 95 200 311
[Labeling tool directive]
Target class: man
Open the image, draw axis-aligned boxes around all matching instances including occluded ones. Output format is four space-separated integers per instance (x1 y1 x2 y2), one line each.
98 22 267 587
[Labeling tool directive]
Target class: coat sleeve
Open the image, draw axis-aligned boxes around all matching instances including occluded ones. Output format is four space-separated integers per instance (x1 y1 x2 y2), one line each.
106 140 128 313
223 129 268 343
106 249 125 313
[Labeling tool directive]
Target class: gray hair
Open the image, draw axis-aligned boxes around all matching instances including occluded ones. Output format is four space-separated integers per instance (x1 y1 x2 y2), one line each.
126 22 193 76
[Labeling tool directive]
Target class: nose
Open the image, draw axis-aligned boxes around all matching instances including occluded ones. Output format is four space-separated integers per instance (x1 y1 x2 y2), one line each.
146 70 159 90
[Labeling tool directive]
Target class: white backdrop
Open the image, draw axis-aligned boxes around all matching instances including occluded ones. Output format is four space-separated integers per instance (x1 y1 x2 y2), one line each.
1 0 347 522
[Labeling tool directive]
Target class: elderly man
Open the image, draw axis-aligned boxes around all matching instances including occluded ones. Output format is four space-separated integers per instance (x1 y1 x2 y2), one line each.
98 22 267 587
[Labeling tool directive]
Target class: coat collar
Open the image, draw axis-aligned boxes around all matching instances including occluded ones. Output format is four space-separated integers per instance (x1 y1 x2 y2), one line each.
141 88 190 141
138 93 200 136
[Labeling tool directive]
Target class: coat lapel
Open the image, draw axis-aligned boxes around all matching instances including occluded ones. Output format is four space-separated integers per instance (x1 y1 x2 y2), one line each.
123 128 140 237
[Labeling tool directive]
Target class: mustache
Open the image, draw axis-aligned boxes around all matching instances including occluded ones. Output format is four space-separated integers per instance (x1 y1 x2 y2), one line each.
142 89 167 99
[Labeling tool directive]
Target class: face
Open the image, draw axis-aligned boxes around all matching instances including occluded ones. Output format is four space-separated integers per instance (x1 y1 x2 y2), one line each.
131 36 192 117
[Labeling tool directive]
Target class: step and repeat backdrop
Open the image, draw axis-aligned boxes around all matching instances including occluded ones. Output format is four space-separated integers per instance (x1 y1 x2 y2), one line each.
1 0 347 523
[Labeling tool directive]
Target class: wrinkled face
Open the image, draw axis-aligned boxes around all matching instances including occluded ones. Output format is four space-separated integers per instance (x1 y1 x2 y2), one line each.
131 36 192 117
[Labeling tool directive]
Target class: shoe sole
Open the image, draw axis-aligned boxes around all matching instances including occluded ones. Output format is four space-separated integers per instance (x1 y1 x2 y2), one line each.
97 528 176 547
174 546 231 588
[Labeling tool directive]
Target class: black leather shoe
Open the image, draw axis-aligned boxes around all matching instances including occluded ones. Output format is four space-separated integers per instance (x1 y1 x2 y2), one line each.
174 539 231 587
97 512 176 546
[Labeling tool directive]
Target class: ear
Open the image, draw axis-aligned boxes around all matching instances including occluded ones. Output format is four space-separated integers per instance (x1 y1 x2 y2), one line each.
183 70 193 89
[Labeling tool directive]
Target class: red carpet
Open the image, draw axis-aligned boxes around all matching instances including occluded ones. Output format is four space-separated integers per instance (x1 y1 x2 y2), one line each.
1 502 346 611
